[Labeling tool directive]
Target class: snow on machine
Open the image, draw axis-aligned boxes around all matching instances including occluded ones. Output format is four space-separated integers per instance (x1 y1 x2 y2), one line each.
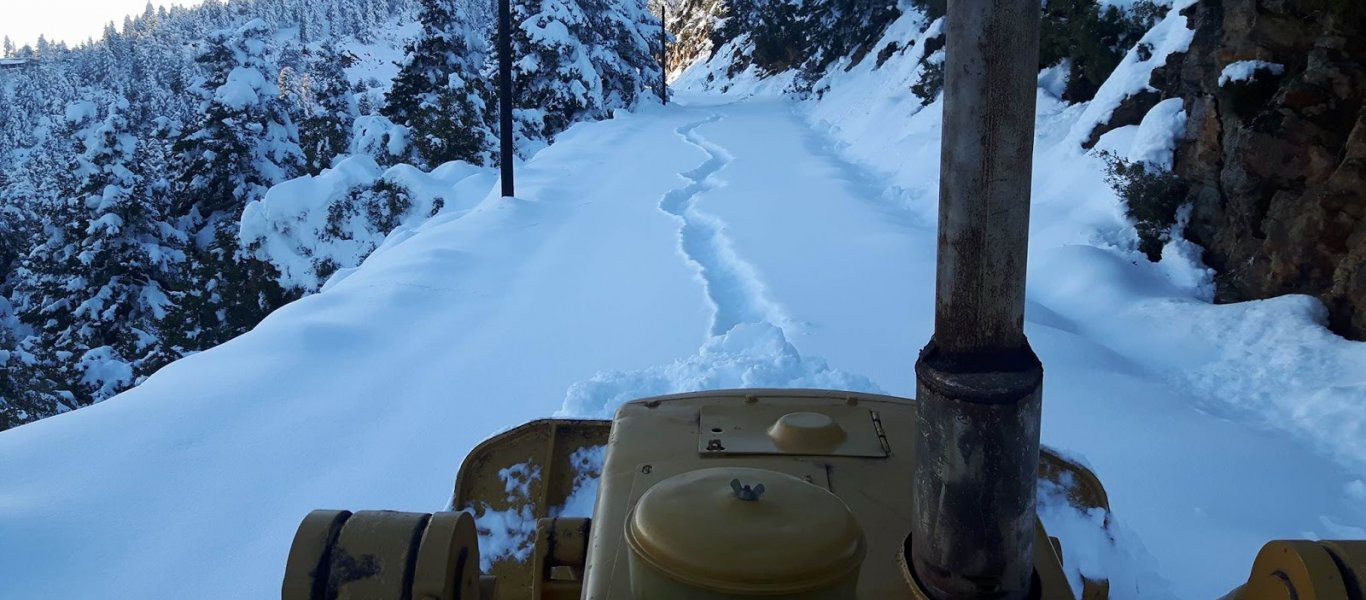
281 0 1366 597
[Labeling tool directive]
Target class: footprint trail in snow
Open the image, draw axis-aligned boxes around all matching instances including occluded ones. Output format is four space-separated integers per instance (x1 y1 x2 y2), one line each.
659 114 790 336
558 113 879 418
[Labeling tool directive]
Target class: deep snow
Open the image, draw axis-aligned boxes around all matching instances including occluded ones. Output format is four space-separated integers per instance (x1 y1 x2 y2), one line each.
3 13 1366 598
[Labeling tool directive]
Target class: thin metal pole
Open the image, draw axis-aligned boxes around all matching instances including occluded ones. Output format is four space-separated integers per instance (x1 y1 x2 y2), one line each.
498 0 514 198
909 0 1043 597
659 4 667 105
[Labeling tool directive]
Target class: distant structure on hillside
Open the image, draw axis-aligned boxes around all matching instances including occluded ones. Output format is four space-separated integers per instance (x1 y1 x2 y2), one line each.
0 58 33 70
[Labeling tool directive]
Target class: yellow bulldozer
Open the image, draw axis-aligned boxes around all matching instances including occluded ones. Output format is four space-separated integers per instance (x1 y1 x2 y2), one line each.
280 0 1365 598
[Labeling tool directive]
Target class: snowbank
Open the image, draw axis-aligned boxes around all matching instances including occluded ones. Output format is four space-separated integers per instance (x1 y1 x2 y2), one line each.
784 7 1366 481
350 115 412 163
1128 97 1186 170
670 35 800 99
239 155 493 291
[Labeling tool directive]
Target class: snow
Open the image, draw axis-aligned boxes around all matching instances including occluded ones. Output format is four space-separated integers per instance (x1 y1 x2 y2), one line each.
1039 61 1070 100
64 100 97 125
1219 60 1286 86
671 35 800 98
558 445 606 518
75 346 135 400
1155 205 1216 301
1127 97 1186 170
2 12 1365 600
1037 472 1172 598
215 66 268 109
85 212 125 236
350 115 411 161
341 18 422 102
1066 0 1197 148
466 444 606 570
239 155 494 291
467 462 542 569
687 9 1365 596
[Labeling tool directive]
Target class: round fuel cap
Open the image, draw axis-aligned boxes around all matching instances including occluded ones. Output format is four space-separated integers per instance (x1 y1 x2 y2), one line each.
626 466 864 595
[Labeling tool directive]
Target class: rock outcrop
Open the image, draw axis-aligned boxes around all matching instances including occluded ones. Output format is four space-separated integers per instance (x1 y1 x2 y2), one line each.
1171 0 1366 339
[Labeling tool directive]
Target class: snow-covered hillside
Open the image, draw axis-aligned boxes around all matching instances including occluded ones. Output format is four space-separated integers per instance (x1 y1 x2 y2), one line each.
0 0 663 428
2 4 1364 600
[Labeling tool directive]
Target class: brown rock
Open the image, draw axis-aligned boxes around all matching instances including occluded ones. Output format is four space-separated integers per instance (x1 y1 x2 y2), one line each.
1173 0 1366 339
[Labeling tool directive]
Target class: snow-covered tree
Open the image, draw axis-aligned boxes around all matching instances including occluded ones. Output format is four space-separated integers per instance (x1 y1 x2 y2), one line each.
0 314 63 430
499 0 662 148
172 20 304 230
162 19 303 354
0 0 664 430
282 42 358 173
664 0 721 73
582 0 664 108
382 0 492 166
0 178 31 283
11 100 180 406
796 0 900 91
502 0 602 145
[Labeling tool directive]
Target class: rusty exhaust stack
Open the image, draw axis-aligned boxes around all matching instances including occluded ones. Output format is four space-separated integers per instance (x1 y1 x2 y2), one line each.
909 0 1043 598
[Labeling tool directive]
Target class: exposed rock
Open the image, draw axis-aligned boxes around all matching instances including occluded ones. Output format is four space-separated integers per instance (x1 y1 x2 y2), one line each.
1173 0 1366 339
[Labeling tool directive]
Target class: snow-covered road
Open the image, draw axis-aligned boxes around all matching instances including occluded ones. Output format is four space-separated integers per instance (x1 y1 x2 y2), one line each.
1 95 1364 600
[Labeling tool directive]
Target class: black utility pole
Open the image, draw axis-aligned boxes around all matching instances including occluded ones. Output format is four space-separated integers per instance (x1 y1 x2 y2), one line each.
658 4 668 105
498 0 515 198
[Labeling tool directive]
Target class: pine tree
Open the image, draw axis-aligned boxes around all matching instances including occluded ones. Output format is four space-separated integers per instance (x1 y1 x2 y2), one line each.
12 100 178 406
347 0 377 43
0 169 31 419
582 0 663 108
498 0 662 148
285 42 357 173
502 0 601 145
382 0 492 167
162 19 303 354
0 174 30 281
0 0 505 429
665 0 722 74
297 7 313 44
0 319 63 430
796 0 900 92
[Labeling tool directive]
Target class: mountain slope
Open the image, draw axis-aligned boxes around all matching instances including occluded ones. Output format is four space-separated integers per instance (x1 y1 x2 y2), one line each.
0 0 664 427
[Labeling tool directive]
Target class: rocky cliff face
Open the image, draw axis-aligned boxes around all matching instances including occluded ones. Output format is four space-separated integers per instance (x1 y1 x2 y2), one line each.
1171 0 1366 339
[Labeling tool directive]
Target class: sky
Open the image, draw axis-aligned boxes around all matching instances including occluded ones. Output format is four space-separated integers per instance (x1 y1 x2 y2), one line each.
1 0 204 50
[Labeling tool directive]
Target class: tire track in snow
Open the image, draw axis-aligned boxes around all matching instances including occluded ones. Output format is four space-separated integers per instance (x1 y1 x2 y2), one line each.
658 114 791 337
